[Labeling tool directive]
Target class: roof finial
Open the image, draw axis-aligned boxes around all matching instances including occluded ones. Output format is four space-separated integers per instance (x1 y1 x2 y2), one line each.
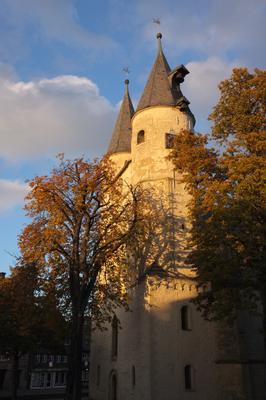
156 32 163 53
124 78 129 94
122 66 130 94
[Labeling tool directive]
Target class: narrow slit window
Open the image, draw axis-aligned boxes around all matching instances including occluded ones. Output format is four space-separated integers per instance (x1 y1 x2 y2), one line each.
111 316 118 358
184 365 193 390
181 305 191 330
132 365 136 387
110 372 117 400
97 365 101 386
137 130 145 144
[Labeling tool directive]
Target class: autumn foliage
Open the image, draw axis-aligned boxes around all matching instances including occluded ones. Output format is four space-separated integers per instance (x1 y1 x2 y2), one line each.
19 155 146 399
0 262 66 399
170 68 266 323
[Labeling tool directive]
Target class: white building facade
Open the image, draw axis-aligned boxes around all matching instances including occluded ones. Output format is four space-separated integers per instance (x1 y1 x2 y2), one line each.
89 34 266 400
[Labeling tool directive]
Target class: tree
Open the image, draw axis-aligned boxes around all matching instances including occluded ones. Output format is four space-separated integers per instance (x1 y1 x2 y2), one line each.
0 262 66 400
170 68 266 324
19 155 145 400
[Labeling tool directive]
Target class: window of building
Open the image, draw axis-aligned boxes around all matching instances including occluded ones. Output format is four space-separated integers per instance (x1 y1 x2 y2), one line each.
82 369 89 382
165 133 176 149
132 366 136 387
41 354 47 363
109 371 117 400
181 305 191 330
111 316 118 357
0 369 6 390
35 354 41 363
184 365 194 390
0 354 9 361
56 355 61 363
137 130 145 144
31 372 52 389
97 365 101 386
82 353 89 361
54 371 67 387
62 355 68 363
111 316 118 358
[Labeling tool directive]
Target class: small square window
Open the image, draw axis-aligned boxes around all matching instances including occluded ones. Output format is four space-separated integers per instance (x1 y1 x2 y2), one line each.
165 133 176 149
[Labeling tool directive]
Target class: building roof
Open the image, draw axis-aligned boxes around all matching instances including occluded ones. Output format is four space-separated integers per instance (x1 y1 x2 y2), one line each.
108 79 134 154
136 33 175 112
136 33 195 125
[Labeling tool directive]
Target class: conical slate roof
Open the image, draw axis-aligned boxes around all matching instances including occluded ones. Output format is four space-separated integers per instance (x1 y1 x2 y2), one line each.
108 80 134 154
136 33 176 112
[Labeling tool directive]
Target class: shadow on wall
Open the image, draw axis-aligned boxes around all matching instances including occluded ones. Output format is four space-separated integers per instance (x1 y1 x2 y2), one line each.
90 273 266 400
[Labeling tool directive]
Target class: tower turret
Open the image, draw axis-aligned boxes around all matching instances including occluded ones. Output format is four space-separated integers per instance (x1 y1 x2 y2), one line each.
136 33 195 124
108 79 134 154
131 33 195 187
108 79 134 181
136 33 174 111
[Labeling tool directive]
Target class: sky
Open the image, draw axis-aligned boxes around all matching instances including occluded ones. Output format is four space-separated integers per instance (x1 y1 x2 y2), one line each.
0 0 265 274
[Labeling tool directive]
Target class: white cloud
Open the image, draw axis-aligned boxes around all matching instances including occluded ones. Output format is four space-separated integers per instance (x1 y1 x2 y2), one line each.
1 0 118 59
183 57 238 125
138 0 266 67
0 73 117 161
0 179 28 213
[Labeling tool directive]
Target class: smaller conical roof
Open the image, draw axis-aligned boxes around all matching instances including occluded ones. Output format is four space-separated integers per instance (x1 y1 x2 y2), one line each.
108 79 134 154
136 33 175 111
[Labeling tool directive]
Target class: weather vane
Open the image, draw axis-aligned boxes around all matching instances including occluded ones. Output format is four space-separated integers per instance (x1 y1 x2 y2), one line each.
122 66 130 76
153 17 161 25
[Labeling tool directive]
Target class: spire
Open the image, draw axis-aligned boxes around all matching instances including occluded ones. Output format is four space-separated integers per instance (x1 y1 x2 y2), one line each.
136 33 175 112
108 79 135 154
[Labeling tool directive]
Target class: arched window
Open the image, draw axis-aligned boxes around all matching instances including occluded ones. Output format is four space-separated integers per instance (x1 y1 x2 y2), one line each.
132 365 136 387
111 316 118 358
181 305 191 331
137 130 145 144
184 365 193 390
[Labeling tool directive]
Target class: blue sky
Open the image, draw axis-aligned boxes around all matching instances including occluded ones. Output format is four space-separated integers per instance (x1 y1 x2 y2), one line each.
0 0 265 274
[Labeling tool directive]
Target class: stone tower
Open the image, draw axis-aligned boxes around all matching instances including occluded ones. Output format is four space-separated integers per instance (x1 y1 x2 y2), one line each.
89 34 266 400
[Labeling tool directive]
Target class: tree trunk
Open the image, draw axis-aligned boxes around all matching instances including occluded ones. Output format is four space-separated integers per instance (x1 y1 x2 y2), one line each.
11 351 19 400
65 310 84 400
